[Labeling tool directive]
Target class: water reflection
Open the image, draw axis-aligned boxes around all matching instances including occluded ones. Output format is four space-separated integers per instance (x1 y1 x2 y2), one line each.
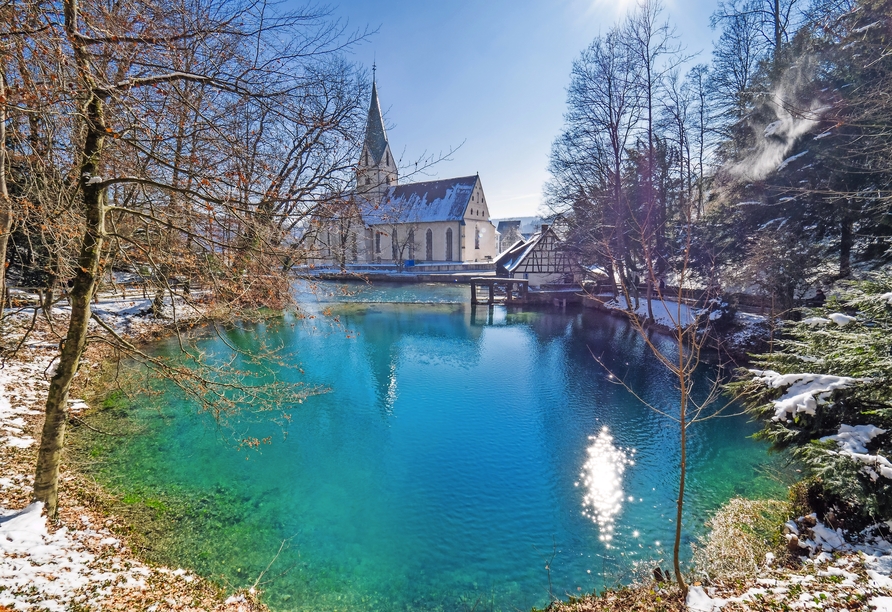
578 428 636 546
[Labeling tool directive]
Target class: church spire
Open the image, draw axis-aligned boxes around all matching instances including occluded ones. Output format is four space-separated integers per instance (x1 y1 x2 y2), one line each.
358 68 397 195
363 77 389 166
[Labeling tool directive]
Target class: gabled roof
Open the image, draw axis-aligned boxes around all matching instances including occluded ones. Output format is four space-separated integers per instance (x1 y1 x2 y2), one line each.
363 81 389 164
495 230 546 273
359 175 479 225
496 220 521 234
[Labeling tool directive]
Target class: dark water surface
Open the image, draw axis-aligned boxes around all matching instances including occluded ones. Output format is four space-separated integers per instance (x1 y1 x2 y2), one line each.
84 282 785 611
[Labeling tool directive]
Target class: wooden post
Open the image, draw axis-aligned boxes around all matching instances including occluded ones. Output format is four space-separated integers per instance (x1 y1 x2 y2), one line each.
489 282 495 304
471 280 478 305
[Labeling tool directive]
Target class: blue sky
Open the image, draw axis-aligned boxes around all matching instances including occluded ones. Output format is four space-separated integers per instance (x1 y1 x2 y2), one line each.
317 0 719 218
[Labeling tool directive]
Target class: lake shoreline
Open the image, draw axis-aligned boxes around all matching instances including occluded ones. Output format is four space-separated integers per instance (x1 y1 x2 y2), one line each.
2 281 885 612
0 294 269 611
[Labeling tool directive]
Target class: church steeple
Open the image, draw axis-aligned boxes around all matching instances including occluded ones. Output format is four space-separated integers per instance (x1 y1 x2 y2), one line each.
358 69 398 197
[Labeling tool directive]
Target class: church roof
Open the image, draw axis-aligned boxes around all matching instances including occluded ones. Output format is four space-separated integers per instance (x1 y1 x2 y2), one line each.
363 81 389 164
360 175 479 225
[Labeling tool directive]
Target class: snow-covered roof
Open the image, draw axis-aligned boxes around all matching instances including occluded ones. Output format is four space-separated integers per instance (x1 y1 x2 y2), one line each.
495 230 546 273
360 175 479 225
492 216 547 236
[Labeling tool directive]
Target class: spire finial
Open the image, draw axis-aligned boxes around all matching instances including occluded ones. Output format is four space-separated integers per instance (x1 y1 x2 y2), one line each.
372 58 376 81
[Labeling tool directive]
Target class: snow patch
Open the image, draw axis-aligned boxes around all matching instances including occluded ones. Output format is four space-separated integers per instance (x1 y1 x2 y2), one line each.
801 317 830 326
749 370 862 421
686 585 723 611
0 502 144 608
854 20 881 33
821 424 885 454
833 449 892 481
777 150 809 171
828 312 857 325
870 596 892 612
603 295 695 328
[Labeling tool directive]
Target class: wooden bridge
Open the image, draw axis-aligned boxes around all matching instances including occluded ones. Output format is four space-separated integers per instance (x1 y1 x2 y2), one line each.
469 277 529 305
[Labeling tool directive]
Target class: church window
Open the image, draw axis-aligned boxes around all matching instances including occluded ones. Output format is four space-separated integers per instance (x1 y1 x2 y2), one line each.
445 228 453 261
425 229 433 260
386 151 390 165
408 229 415 259
351 234 358 262
365 150 369 165
475 225 480 250
365 177 371 185
375 232 381 254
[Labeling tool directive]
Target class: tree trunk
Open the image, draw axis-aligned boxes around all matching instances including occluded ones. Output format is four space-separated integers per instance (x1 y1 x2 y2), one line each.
0 69 12 316
674 353 689 594
33 2 107 515
774 0 782 63
839 203 852 278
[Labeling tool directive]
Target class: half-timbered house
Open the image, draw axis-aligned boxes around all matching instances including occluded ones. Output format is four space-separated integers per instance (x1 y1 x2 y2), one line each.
494 225 578 287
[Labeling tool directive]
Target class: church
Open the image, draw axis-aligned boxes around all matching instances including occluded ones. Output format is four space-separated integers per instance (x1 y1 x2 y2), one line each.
311 77 499 267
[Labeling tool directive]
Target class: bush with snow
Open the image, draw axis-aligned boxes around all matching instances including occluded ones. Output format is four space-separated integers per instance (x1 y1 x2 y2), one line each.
730 275 892 525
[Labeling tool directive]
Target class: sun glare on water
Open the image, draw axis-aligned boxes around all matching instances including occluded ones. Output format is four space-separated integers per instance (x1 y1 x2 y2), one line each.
577 427 636 546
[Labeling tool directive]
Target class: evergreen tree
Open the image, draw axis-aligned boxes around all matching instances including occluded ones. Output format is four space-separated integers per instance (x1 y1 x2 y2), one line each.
731 276 892 525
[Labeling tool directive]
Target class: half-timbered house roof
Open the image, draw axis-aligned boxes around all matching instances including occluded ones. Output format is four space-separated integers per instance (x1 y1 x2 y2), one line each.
495 225 577 277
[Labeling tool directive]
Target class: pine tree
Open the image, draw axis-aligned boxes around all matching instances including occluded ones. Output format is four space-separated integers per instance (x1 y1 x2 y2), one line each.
730 275 892 525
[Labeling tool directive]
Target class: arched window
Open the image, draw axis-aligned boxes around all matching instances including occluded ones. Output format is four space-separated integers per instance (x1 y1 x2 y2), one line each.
475 224 480 250
375 232 381 254
445 228 453 261
365 176 371 185
425 229 433 261
408 229 415 259
386 151 390 166
364 150 369 165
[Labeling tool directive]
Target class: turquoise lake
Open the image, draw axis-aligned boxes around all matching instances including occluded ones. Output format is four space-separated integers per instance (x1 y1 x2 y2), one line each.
84 282 787 611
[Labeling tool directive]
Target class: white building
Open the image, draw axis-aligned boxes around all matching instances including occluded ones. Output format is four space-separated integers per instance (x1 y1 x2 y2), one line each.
312 78 498 267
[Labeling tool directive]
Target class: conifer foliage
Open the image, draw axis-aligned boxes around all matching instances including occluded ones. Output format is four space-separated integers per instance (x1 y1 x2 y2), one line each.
731 276 892 524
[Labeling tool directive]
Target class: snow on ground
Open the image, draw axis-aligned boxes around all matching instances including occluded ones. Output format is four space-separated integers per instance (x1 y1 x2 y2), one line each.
0 295 261 611
601 294 695 328
0 341 54 452
0 501 151 611
687 514 892 611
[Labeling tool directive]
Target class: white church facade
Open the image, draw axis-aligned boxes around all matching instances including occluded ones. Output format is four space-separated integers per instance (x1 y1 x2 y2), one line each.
311 78 499 267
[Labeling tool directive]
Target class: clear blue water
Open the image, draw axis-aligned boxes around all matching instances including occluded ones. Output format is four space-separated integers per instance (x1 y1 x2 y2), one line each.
84 282 786 611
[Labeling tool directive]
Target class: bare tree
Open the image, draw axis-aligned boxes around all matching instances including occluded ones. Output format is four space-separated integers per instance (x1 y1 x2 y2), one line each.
625 0 688 323
4 0 367 518
547 26 641 299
